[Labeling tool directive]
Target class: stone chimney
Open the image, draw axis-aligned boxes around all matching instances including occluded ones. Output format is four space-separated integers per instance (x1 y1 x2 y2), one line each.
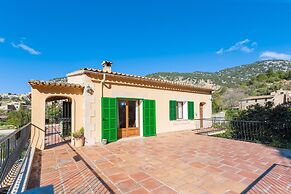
102 61 113 73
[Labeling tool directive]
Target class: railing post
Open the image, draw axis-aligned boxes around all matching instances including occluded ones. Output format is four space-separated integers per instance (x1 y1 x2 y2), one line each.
7 139 10 159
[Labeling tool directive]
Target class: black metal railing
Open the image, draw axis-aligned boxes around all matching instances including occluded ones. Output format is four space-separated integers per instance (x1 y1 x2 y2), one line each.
0 124 31 193
194 118 291 147
193 118 229 132
60 117 71 137
45 117 71 148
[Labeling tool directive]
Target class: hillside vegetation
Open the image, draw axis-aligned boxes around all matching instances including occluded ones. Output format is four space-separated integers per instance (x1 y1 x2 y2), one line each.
212 69 291 112
243 69 291 96
146 60 291 87
146 60 291 113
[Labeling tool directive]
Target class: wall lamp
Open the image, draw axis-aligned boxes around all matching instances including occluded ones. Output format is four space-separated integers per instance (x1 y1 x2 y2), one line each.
86 85 94 94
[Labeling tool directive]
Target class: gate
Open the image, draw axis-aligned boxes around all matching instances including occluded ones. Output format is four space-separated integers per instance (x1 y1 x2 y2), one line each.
45 97 72 148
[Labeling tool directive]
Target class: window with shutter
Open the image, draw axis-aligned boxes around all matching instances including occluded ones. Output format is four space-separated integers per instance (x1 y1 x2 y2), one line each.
102 97 117 142
188 101 194 120
177 102 184 119
143 100 156 136
169 100 176 120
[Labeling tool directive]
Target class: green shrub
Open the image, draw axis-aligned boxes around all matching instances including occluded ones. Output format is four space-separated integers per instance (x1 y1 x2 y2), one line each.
230 102 291 148
225 109 239 120
73 127 84 138
214 128 232 139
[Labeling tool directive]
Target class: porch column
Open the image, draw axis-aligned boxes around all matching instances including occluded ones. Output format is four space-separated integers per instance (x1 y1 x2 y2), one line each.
31 89 46 150
83 83 95 145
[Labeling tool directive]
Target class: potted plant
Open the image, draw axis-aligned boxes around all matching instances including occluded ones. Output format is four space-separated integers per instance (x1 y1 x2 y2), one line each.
73 127 85 147
101 139 107 145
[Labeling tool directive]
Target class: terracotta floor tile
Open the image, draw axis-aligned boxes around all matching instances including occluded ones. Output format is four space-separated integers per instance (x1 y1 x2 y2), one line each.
130 171 150 182
140 178 163 191
150 186 177 194
116 179 139 193
128 187 150 194
109 173 130 184
238 170 259 180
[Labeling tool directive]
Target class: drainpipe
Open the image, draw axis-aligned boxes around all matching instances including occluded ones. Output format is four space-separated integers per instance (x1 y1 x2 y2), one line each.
101 73 106 97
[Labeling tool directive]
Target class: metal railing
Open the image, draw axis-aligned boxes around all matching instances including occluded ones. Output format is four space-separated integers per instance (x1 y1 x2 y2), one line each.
193 118 229 133
194 118 291 146
0 123 31 193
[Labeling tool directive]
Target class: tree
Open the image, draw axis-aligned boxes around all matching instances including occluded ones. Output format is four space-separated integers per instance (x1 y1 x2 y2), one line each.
6 108 31 128
46 104 62 123
266 68 275 78
212 87 227 113
221 88 247 109
256 74 268 82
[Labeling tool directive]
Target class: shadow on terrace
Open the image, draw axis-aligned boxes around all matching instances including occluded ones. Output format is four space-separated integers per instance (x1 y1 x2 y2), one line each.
27 124 116 194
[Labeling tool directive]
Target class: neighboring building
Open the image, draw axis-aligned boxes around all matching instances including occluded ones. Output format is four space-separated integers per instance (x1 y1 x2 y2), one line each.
9 102 21 110
239 90 291 110
0 104 17 111
29 61 213 149
0 102 28 111
0 93 30 101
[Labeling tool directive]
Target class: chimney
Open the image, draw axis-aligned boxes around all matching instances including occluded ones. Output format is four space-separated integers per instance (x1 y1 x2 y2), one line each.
102 61 112 73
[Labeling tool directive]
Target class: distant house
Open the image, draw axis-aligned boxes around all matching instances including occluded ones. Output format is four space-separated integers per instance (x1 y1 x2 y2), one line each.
239 90 291 110
0 101 29 112
0 104 17 111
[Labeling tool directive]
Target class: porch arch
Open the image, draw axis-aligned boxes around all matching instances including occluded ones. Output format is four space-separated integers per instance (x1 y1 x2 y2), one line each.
44 96 75 148
29 81 84 150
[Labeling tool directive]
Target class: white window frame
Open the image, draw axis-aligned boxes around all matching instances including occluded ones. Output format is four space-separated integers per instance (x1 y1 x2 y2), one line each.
176 101 188 120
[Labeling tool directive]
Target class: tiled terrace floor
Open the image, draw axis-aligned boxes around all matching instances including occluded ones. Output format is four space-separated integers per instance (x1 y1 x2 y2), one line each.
28 131 291 194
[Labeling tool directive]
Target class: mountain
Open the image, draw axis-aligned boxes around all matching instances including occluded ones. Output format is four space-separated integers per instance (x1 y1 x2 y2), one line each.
49 77 67 83
146 60 291 88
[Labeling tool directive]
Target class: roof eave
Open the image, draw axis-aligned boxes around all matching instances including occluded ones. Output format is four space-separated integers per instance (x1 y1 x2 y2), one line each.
82 68 213 93
28 80 84 89
67 69 86 77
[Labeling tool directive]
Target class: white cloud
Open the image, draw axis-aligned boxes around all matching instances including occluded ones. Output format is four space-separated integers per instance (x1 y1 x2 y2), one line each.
11 42 41 55
240 46 254 53
216 48 224 54
216 39 256 54
0 37 5 43
260 51 291 60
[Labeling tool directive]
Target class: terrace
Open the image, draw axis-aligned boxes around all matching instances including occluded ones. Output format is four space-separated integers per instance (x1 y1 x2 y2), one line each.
1 118 290 194
26 129 290 194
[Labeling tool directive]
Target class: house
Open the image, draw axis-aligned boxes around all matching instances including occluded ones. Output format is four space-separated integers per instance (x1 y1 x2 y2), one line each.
239 89 291 110
0 104 17 111
29 61 213 149
0 102 27 111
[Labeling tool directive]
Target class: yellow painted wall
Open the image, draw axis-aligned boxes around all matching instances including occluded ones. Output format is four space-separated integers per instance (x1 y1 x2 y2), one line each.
67 73 212 144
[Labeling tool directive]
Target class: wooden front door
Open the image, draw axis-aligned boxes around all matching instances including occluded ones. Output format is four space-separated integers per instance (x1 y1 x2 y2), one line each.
118 100 140 138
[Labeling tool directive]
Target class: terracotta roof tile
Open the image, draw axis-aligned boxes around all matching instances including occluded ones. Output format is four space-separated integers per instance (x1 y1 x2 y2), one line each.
28 80 83 89
241 95 274 101
82 68 213 92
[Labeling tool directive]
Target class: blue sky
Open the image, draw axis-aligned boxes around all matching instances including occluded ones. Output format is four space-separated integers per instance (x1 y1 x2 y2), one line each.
1 0 291 93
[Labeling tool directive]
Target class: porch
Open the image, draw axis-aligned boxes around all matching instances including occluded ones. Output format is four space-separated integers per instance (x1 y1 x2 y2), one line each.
27 130 291 194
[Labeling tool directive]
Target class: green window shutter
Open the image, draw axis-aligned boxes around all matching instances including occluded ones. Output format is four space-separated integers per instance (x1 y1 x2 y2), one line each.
188 101 194 120
143 100 156 137
169 100 176 120
101 97 117 142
